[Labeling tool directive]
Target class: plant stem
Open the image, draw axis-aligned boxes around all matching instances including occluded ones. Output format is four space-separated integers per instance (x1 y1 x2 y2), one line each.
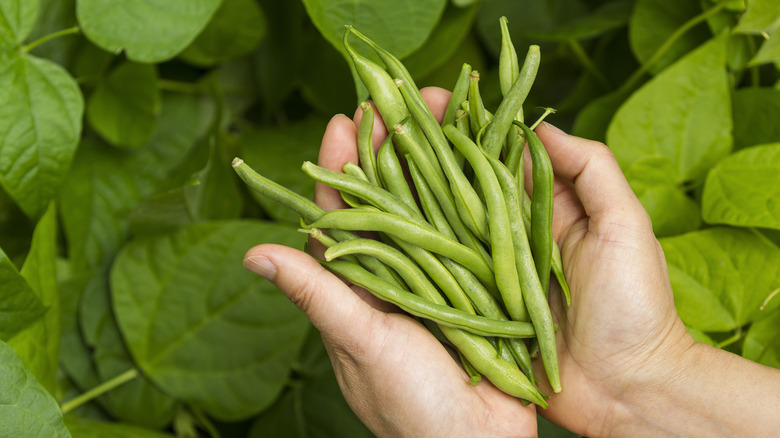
717 328 743 349
158 79 204 94
191 406 222 438
60 368 139 414
746 35 761 87
23 26 80 52
567 39 611 90
619 0 729 94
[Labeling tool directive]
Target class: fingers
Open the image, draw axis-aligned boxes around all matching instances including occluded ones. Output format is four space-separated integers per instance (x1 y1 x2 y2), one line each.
534 123 651 230
244 244 379 336
314 114 358 212
420 87 452 123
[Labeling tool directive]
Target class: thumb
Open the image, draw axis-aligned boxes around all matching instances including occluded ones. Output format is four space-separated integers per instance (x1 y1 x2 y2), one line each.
243 243 378 335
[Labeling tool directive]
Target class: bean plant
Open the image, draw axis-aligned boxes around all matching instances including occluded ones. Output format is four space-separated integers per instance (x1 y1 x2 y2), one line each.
0 0 779 437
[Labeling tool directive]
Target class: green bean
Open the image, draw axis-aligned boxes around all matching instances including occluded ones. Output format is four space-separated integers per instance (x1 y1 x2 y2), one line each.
482 45 540 159
519 188 571 306
357 102 380 186
499 16 525 159
232 158 403 288
307 209 497 292
457 350 482 385
320 259 535 339
444 125 529 322
453 110 469 172
300 228 360 265
395 77 489 242
513 121 554 296
393 121 492 260
443 63 473 127
343 29 408 127
325 238 474 314
407 157 456 239
376 135 421 215
487 151 561 393
343 162 369 181
467 70 489 135
302 161 424 223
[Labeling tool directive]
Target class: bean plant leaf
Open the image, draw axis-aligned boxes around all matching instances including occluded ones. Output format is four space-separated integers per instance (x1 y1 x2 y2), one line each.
301 0 447 59
65 417 175 438
628 0 712 75
0 245 47 341
180 0 267 67
0 51 84 219
60 94 212 272
0 0 39 50
404 2 480 80
733 0 780 66
8 203 60 394
76 0 222 63
238 118 324 224
743 308 780 369
298 31 357 116
732 88 780 151
660 227 780 332
733 0 780 35
0 341 71 438
702 143 780 230
624 157 701 237
111 221 310 421
606 32 731 185
86 61 161 149
527 0 632 41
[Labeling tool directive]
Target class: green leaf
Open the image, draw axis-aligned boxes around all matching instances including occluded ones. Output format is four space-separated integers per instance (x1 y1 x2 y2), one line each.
301 0 447 59
65 417 175 438
0 51 84 218
624 157 701 237
734 0 780 35
572 89 630 142
7 203 60 394
0 340 71 438
732 88 780 151
660 227 780 332
743 308 780 369
606 33 731 184
0 0 39 50
76 0 222 63
702 143 780 230
404 2 480 80
60 94 212 271
0 245 46 341
686 326 717 346
298 32 356 116
749 33 780 66
180 0 267 67
238 118 324 223
628 0 712 75
527 0 632 41
86 61 160 149
111 221 310 421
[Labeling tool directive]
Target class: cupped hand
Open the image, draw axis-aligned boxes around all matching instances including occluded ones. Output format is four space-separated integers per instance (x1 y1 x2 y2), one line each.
529 123 695 436
244 88 538 438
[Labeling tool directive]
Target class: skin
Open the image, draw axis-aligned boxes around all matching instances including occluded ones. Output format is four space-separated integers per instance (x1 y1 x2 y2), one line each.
244 88 780 437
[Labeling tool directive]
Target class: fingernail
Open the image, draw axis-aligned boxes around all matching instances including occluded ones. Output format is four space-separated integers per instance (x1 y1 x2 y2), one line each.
243 255 276 280
543 122 568 135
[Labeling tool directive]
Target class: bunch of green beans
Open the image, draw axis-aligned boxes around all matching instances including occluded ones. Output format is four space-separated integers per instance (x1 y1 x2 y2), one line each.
232 18 572 408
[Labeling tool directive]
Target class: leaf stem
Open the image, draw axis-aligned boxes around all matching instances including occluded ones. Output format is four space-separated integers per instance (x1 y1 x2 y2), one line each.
567 39 611 90
22 26 80 53
60 368 139 414
190 406 222 438
760 288 780 311
158 79 204 94
716 327 743 349
618 0 729 94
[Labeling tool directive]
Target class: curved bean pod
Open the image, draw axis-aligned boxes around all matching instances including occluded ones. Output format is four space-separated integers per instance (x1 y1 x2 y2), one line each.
307 209 497 292
320 259 535 339
443 63 473 127
482 45 540 159
357 102 380 186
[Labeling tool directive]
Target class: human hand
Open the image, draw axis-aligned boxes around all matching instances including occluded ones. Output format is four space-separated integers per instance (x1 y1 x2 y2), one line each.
526 123 696 436
243 87 538 438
